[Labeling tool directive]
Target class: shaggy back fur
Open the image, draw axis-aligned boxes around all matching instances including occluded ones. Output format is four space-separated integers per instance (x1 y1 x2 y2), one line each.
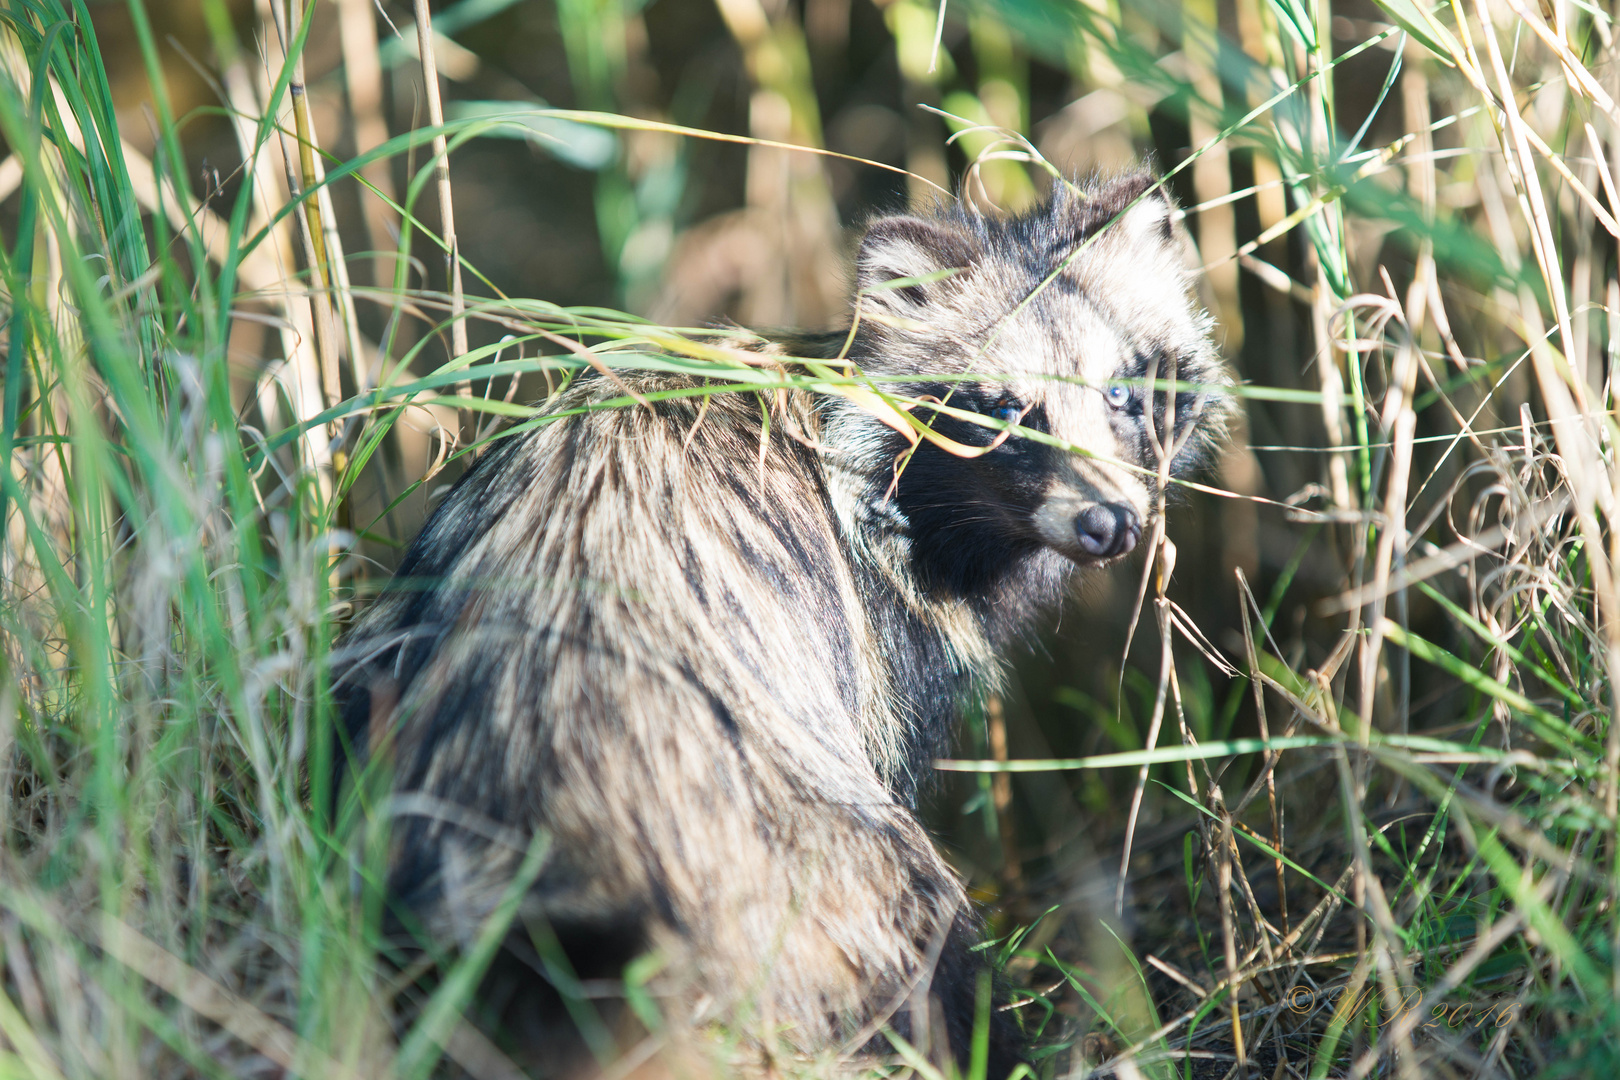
335 172 1228 1074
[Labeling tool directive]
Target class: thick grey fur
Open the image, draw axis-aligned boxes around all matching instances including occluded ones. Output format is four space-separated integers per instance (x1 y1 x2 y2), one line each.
335 171 1229 1075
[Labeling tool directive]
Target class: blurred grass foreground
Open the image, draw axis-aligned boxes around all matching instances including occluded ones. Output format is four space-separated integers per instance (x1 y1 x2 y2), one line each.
2 0 1620 1076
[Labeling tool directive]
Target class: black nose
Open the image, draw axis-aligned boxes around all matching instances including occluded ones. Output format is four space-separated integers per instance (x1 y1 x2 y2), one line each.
1075 503 1141 558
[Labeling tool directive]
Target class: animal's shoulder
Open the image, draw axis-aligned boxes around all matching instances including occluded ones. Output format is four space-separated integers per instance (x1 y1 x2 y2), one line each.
523 364 826 477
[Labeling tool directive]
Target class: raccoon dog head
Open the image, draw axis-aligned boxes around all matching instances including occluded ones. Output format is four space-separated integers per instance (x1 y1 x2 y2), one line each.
828 172 1229 605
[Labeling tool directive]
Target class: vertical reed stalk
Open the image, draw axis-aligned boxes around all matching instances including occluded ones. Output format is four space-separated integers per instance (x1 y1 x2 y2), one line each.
411 0 470 415
269 0 343 456
208 0 326 488
338 0 397 294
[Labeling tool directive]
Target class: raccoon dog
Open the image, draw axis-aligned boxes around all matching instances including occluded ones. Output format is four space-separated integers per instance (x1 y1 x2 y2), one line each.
336 171 1227 1074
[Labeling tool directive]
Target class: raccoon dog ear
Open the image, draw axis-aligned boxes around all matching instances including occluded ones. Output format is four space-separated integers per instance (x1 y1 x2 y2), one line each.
1115 193 1177 250
1080 173 1178 252
1064 175 1196 295
856 216 977 313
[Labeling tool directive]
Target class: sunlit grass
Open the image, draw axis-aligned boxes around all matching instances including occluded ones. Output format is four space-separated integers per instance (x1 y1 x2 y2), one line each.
0 0 1617 1076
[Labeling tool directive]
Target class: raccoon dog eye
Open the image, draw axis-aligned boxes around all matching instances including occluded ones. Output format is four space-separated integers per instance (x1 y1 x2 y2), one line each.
1103 383 1132 410
989 403 1022 425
